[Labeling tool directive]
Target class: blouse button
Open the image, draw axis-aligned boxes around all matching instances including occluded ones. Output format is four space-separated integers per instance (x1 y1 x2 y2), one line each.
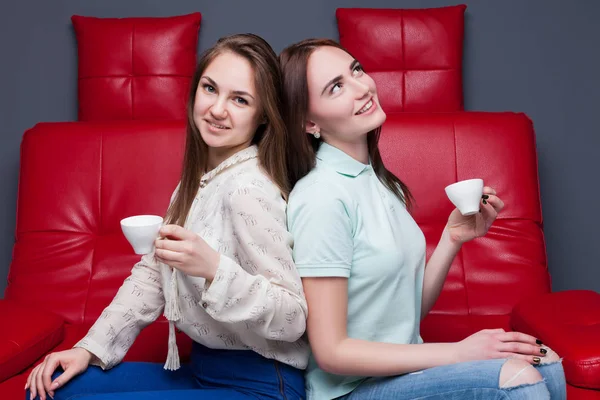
199 180 207 188
201 302 208 308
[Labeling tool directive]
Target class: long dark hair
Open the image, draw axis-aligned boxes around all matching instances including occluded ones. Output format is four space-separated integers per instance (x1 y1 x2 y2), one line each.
279 38 413 208
166 33 289 226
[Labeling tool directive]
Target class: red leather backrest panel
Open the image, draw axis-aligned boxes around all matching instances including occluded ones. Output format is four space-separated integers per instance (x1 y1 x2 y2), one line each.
378 112 550 331
336 5 465 112
7 113 551 340
6 121 186 324
72 13 201 121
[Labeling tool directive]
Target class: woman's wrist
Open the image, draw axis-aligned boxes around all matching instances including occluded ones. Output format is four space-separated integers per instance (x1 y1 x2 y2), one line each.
442 224 465 248
446 342 462 365
73 346 95 363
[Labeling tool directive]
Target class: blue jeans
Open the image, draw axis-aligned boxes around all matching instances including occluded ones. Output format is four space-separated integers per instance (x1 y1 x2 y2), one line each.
27 342 305 400
339 359 566 399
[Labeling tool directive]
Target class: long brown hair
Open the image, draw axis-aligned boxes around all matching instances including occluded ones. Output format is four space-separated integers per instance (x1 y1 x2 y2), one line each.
279 38 413 208
166 33 289 226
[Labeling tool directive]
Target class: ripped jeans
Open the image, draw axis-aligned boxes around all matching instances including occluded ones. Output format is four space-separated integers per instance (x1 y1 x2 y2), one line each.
339 354 565 399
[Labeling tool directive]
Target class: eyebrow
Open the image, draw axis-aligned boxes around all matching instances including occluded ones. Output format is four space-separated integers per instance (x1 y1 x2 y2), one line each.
201 75 255 100
320 59 360 96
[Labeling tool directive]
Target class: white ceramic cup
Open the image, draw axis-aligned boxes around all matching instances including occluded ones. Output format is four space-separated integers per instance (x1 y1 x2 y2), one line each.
120 215 163 255
444 179 484 216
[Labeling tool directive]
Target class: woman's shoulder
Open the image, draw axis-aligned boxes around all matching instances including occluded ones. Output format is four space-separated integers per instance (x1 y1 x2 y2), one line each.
288 167 352 210
222 160 284 203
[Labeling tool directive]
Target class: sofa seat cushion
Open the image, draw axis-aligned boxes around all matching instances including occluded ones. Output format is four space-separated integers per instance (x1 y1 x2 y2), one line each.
0 300 64 382
512 290 600 389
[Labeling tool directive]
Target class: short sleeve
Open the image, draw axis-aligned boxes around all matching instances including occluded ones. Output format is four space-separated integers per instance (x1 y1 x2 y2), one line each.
287 182 354 278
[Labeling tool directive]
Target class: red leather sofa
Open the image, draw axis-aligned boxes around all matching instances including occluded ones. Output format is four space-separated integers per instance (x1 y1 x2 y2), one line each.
2 114 599 399
1 5 599 400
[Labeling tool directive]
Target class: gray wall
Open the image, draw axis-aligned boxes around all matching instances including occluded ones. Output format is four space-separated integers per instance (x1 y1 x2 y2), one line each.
1 0 599 296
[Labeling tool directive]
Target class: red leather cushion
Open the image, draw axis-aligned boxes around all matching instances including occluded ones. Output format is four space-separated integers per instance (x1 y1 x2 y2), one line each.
71 13 201 121
0 300 64 382
567 385 600 400
377 112 551 341
6 121 185 325
336 5 466 112
511 290 600 389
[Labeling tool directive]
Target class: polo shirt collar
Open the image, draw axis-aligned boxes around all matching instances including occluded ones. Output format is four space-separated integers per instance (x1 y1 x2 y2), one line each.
316 142 369 177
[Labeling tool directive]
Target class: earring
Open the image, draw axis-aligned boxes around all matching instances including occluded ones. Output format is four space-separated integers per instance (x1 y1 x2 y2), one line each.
313 130 321 139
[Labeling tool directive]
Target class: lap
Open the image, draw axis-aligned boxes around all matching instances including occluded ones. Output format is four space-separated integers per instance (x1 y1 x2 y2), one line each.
62 389 257 400
344 358 565 400
346 359 508 400
31 360 300 400
36 362 197 400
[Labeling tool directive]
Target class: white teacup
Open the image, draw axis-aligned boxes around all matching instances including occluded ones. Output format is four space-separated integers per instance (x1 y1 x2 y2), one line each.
444 179 484 216
120 215 163 255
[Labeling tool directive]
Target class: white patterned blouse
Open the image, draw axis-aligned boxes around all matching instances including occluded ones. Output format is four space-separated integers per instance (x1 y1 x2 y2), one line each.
75 145 309 371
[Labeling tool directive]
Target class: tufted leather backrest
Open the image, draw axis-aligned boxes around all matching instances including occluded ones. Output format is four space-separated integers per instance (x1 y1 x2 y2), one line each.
378 112 551 342
6 121 185 325
7 113 551 346
336 5 466 112
71 13 201 121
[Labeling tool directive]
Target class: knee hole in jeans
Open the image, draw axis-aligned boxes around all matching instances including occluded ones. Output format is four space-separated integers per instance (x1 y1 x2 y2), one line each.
499 359 543 388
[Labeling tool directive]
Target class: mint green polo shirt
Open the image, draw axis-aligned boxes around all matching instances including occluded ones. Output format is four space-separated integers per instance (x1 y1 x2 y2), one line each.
287 142 426 400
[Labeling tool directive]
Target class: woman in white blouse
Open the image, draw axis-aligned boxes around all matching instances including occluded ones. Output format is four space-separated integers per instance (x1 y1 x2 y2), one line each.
25 34 308 400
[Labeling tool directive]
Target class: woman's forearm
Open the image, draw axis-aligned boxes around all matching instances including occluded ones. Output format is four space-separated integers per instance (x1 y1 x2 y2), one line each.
319 338 458 376
420 228 462 319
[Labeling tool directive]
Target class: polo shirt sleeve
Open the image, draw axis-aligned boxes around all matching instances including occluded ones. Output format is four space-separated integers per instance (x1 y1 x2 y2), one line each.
287 182 353 278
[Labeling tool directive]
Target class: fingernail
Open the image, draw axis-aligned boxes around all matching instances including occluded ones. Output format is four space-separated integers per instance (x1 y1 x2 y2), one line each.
533 357 541 364
540 348 547 355
482 200 487 205
536 339 543 345
482 194 489 199
50 382 59 390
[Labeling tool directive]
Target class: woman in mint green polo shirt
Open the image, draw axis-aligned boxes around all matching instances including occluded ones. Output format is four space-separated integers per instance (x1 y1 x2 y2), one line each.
279 39 566 400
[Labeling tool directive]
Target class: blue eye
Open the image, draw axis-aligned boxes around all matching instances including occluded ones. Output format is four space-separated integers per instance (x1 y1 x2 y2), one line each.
203 84 215 93
330 83 342 94
234 97 248 105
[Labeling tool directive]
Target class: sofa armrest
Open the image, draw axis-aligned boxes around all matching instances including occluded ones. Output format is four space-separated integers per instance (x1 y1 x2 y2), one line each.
510 290 600 390
0 299 64 383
